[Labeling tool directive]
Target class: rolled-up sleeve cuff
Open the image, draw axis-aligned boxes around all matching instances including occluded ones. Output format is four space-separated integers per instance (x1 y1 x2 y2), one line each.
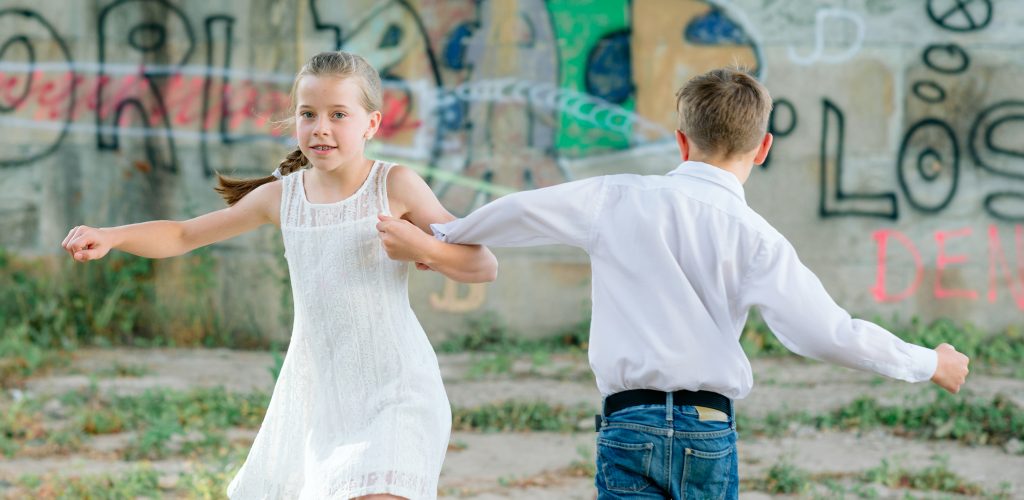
905 344 938 383
430 222 452 242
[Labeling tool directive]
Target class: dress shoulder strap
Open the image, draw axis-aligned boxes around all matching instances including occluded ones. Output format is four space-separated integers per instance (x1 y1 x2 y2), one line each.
279 169 303 227
375 161 395 217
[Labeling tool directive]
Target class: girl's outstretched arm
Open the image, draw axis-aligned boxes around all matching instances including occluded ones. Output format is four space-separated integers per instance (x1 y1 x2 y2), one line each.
62 181 281 262
377 165 497 283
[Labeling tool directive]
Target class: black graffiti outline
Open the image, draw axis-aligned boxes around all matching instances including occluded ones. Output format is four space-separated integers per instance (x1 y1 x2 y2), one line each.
0 8 76 168
912 81 946 103
969 100 1024 180
926 0 992 33
0 35 34 112
518 12 537 48
96 0 196 174
896 118 960 213
201 15 233 178
922 43 970 74
984 192 1024 222
128 22 167 52
819 99 898 219
762 98 796 169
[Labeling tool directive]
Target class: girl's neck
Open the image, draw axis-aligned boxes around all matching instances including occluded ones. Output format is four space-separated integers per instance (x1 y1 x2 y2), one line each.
309 157 373 184
304 158 375 201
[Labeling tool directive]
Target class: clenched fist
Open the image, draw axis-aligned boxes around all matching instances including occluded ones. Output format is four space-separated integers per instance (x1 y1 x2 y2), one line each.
931 343 969 394
62 225 112 262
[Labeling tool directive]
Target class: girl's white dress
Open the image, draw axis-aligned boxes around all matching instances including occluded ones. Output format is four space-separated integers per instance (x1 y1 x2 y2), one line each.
227 160 451 499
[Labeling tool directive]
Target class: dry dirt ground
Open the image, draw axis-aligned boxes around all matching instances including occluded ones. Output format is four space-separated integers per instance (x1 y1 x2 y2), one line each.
2 347 1022 499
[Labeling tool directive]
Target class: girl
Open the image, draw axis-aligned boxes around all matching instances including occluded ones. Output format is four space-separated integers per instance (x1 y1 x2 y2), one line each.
62 51 497 499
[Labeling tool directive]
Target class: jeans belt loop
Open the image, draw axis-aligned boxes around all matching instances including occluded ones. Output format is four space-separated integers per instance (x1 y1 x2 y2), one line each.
665 391 674 422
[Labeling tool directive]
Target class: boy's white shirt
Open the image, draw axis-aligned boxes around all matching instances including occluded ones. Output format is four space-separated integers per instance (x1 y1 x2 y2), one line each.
431 161 937 399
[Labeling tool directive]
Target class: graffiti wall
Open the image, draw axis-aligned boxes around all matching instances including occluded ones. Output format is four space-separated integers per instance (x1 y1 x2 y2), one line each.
1 0 1021 338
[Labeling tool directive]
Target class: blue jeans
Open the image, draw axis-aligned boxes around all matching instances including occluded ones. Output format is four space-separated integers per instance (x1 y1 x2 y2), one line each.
595 396 738 499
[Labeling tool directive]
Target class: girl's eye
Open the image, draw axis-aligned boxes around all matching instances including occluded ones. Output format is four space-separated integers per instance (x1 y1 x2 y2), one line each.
300 111 313 118
333 112 346 119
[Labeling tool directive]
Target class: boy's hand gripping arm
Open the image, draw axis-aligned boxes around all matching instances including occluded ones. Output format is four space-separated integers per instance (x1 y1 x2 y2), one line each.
378 166 497 283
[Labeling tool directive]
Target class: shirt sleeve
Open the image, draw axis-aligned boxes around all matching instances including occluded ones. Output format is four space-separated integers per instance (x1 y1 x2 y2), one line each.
740 238 938 383
430 176 608 251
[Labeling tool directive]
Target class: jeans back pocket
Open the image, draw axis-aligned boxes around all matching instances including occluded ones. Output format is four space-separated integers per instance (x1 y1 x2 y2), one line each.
597 437 655 493
681 444 735 500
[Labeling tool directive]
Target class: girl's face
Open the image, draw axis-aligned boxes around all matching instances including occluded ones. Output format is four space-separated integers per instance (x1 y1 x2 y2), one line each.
294 75 380 172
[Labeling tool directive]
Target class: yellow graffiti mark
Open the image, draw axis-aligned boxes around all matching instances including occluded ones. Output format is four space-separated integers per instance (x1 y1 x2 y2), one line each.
430 278 487 312
633 0 759 132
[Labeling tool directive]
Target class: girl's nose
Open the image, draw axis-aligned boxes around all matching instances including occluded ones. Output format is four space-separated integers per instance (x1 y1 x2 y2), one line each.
312 116 330 135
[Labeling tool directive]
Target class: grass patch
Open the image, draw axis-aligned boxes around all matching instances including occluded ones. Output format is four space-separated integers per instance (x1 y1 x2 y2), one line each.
861 457 984 496
0 248 155 351
465 353 516 379
742 459 811 495
739 389 1024 448
452 401 595 432
92 361 151 378
0 323 70 387
567 444 597 477
14 466 161 499
0 246 269 377
742 457 1000 497
173 444 250 498
438 313 589 354
1 385 269 459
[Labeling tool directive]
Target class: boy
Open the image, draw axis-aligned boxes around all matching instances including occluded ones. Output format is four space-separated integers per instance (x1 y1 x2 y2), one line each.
376 68 969 499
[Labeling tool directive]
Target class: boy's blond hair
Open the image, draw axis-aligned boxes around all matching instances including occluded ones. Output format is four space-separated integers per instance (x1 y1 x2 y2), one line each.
675 68 772 159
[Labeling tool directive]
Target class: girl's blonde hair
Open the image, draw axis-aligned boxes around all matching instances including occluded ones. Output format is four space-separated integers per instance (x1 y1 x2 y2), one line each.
215 51 383 205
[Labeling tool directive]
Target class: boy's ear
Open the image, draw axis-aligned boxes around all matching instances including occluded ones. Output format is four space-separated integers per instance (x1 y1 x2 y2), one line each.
675 130 690 162
752 133 773 165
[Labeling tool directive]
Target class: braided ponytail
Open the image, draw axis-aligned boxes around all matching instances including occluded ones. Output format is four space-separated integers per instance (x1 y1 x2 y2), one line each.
214 148 308 206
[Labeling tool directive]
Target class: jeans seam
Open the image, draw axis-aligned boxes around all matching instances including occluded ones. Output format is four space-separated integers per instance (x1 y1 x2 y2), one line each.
603 422 674 435
665 432 673 492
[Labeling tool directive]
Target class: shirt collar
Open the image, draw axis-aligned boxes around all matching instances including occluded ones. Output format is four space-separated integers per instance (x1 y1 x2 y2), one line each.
666 161 746 203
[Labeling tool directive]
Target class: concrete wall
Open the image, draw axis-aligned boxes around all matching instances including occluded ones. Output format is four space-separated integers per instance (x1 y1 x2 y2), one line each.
1 0 1022 340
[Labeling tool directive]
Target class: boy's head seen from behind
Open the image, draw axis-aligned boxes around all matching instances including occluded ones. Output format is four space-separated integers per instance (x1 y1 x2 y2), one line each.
675 68 772 160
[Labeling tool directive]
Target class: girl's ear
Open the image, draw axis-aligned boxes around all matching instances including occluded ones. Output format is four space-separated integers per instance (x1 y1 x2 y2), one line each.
365 110 382 140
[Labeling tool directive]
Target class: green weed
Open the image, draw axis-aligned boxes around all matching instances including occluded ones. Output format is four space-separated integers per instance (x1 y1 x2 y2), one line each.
451 401 594 432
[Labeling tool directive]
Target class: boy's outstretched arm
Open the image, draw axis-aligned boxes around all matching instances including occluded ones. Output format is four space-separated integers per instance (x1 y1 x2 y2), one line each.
741 238 969 394
429 177 608 249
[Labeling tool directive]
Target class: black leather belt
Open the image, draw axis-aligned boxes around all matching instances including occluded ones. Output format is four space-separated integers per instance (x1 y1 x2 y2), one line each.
603 389 732 417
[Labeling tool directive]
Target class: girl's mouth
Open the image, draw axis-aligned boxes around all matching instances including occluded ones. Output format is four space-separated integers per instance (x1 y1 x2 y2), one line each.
310 145 336 154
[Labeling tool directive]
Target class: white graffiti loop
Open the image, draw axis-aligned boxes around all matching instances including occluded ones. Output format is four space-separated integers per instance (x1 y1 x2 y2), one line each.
787 8 866 65
440 78 672 141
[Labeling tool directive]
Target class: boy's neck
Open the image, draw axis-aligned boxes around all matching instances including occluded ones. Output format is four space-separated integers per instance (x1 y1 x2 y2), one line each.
687 154 755 184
